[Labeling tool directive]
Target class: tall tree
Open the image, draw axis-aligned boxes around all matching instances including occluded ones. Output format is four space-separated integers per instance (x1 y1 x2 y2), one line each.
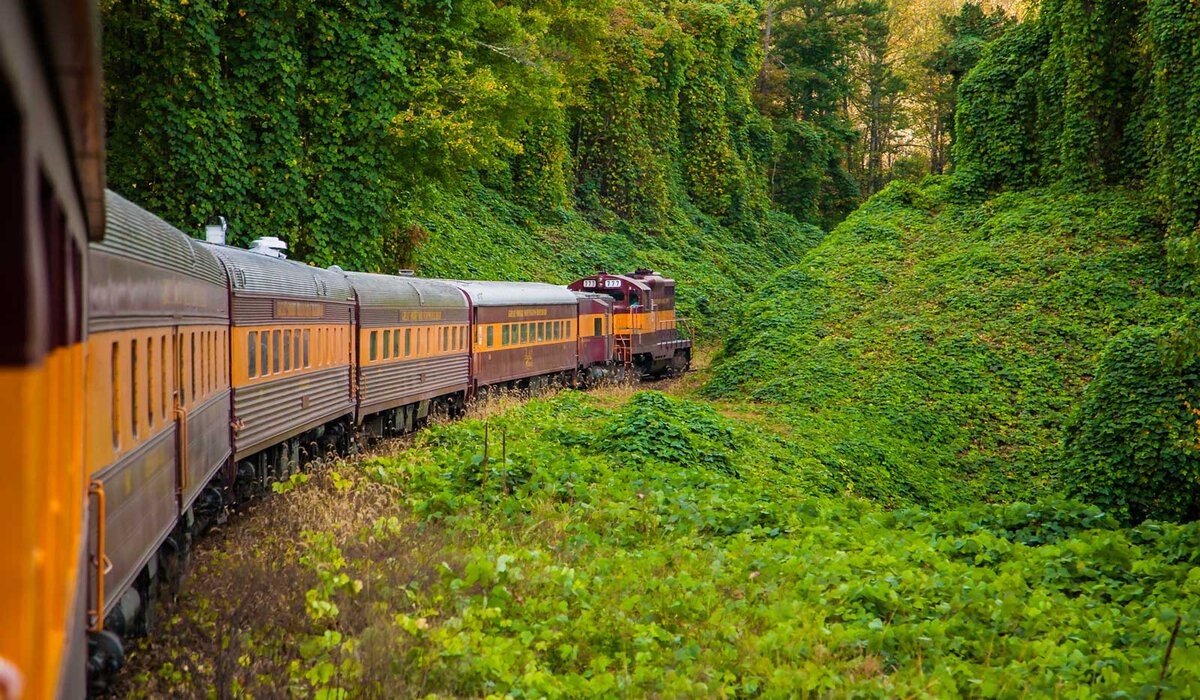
928 2 1015 172
847 2 906 196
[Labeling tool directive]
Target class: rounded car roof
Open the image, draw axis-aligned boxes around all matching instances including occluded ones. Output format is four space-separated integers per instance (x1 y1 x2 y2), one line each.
99 190 227 287
338 270 467 309
444 280 579 307
200 242 354 301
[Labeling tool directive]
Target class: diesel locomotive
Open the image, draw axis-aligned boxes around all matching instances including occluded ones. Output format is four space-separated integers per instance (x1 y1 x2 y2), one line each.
1 1 691 696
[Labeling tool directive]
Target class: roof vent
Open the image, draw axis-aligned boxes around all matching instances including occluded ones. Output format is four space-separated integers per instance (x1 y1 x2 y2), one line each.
250 236 288 259
205 216 227 245
398 269 415 277
633 268 654 276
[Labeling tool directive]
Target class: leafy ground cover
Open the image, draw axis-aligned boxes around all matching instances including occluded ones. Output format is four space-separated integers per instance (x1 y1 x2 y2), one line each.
707 179 1200 505
117 390 1200 698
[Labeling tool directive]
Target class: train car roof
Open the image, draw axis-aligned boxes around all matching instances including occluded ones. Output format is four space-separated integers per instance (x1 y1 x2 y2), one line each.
337 270 467 309
200 241 354 301
97 190 226 286
443 280 580 307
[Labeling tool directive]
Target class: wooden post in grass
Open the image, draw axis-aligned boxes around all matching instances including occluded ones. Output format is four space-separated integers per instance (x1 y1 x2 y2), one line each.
482 421 490 494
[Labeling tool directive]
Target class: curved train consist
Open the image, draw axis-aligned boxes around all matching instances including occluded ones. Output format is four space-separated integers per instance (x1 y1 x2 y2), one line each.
1 3 691 694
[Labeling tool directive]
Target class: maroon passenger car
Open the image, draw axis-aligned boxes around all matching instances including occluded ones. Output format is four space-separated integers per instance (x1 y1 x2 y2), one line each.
449 280 580 393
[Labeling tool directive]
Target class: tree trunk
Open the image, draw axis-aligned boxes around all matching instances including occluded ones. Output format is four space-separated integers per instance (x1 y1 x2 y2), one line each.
757 0 775 95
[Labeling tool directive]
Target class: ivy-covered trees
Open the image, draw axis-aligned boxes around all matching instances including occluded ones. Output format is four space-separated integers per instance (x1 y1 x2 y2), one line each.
955 0 1200 283
1064 325 1200 524
103 0 789 270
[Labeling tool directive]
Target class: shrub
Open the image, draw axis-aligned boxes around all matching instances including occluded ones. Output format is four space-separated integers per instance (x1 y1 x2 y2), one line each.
1063 323 1200 523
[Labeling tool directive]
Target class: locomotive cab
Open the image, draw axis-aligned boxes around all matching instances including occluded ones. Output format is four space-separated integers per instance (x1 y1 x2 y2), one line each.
568 270 692 377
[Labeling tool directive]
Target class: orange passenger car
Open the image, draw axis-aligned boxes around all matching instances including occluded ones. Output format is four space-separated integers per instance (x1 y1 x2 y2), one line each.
0 0 106 696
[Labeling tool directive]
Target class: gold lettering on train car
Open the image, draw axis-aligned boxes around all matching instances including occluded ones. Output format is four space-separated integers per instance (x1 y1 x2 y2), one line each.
274 301 325 318
508 308 549 319
401 310 444 321
523 348 534 368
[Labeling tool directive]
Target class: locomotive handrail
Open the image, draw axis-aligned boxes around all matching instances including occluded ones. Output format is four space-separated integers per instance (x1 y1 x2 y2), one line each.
87 481 111 632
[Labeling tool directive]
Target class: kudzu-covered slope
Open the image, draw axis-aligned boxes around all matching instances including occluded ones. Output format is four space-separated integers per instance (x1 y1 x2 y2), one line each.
707 179 1198 505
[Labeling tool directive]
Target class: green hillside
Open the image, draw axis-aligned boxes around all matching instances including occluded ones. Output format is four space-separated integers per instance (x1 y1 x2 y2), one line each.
707 181 1198 506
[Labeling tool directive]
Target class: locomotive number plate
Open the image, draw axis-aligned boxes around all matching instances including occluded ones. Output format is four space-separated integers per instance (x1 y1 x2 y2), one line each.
604 279 622 288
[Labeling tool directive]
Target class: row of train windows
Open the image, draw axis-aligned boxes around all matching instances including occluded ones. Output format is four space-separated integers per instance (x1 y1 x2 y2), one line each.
246 328 334 379
369 324 467 362
486 319 573 348
111 329 227 451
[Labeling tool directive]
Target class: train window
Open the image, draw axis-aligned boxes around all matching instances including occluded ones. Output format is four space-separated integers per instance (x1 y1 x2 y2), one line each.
520 324 528 344
304 329 311 367
201 332 207 393
424 327 431 354
566 320 572 337
540 322 547 341
284 330 292 371
486 325 494 348
148 337 155 428
383 330 391 360
161 335 168 422
272 330 281 374
443 326 449 352
502 324 510 346
293 330 300 371
369 331 378 361
392 328 399 358
260 331 270 377
594 318 602 336
112 342 120 450
190 333 197 405
206 332 212 394
249 331 258 377
404 328 411 357
131 339 139 439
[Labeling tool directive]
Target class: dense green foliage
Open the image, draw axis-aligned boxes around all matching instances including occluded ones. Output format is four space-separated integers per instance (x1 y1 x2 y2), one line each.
102 0 801 274
954 0 1200 282
1063 323 1200 523
127 392 1200 698
708 179 1199 505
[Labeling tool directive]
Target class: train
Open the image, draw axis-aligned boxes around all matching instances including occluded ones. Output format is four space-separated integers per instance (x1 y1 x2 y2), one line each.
0 1 692 696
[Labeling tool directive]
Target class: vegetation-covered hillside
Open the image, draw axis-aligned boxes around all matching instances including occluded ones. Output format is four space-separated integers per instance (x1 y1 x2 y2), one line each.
707 181 1199 506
